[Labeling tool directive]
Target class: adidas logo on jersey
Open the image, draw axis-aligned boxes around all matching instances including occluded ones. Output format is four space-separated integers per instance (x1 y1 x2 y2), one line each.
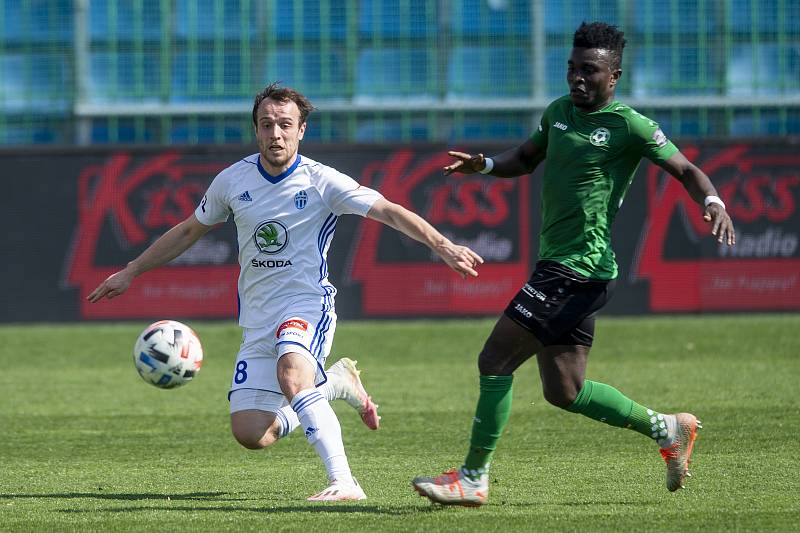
238 191 252 202
553 121 568 131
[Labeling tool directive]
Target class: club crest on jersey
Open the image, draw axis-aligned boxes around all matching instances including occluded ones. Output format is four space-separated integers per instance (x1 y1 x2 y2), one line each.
294 190 308 209
254 220 289 254
589 127 611 146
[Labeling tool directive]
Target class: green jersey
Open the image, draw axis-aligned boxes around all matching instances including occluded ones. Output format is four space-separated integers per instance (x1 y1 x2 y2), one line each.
530 95 678 279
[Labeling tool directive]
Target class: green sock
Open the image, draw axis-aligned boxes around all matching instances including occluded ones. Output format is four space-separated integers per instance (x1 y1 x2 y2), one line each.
566 379 667 440
463 375 513 477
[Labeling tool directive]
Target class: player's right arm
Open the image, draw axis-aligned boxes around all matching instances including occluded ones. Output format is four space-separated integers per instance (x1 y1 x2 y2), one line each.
444 102 552 177
444 138 546 178
86 214 213 302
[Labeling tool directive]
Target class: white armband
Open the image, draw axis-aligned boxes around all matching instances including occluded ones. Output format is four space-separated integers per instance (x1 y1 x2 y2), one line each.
704 195 726 210
479 157 494 174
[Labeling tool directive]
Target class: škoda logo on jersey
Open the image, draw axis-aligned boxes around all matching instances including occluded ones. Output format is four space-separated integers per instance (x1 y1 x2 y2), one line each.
254 220 289 254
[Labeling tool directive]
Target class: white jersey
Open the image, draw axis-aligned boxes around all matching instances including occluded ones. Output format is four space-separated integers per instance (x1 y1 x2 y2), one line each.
195 153 383 327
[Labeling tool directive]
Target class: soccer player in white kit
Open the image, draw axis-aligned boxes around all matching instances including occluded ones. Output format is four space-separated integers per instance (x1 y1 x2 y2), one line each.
88 82 484 501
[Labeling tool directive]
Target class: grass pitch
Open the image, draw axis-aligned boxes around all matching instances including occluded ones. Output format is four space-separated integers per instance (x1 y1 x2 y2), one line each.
0 315 798 532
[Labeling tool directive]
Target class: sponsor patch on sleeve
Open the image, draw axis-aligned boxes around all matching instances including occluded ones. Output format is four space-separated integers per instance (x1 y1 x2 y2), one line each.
276 318 310 340
652 128 668 148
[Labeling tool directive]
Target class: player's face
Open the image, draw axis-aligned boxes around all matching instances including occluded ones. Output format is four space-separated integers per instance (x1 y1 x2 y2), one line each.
254 98 307 172
567 47 621 111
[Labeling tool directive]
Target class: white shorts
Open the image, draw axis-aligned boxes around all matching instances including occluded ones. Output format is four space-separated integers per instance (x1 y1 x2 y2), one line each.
228 303 337 413
229 388 287 414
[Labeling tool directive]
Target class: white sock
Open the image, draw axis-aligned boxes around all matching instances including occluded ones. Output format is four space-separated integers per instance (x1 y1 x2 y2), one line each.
274 405 300 438
317 372 342 402
290 388 353 484
657 414 678 448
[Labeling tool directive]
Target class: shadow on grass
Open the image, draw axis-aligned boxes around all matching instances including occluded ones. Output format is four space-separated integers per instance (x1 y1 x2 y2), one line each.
0 492 438 515
56 505 428 515
0 492 249 502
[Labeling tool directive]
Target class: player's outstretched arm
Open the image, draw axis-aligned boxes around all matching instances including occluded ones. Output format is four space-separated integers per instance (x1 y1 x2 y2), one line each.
87 214 213 302
444 138 545 178
658 151 735 246
366 198 484 279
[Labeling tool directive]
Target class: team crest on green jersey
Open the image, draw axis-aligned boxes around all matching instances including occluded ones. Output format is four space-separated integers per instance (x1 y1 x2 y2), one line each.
254 220 289 254
589 127 611 146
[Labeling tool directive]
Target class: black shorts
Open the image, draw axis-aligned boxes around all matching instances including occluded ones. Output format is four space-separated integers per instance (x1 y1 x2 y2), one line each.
503 260 616 347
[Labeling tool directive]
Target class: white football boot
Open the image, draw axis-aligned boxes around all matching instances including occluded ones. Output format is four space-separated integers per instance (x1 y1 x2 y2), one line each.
659 412 702 491
326 357 380 430
307 477 367 502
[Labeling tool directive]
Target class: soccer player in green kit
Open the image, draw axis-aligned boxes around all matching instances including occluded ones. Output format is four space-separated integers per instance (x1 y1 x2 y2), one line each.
412 21 736 506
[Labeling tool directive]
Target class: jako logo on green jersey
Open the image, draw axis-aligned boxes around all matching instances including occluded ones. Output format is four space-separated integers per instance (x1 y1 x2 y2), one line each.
590 127 611 146
254 220 289 254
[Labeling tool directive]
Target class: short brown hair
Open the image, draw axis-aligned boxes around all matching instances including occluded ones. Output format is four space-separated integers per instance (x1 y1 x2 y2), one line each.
252 82 315 126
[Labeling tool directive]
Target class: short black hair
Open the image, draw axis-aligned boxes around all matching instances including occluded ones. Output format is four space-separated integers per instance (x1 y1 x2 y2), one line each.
573 21 626 70
252 82 315 126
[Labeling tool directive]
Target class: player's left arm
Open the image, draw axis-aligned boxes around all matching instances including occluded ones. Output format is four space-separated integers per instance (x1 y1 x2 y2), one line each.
658 151 736 246
366 197 484 278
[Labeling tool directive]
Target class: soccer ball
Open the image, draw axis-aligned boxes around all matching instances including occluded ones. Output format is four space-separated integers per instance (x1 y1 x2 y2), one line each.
133 320 203 389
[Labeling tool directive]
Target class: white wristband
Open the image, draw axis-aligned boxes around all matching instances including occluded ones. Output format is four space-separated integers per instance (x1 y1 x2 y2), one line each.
479 157 494 174
704 195 726 210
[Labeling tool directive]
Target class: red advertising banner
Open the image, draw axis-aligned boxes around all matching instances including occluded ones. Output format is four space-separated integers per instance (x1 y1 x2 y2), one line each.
1 140 796 323
634 143 800 311
348 149 530 315
64 151 237 319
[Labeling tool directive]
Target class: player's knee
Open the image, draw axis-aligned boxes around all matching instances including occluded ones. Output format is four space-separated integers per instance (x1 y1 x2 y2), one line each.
477 341 506 375
231 424 279 450
542 385 577 409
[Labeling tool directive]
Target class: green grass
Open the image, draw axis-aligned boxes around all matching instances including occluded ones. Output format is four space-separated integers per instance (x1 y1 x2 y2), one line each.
1 315 798 532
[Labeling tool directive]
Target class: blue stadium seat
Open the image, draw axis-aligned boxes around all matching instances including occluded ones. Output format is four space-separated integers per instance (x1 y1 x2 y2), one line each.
90 118 158 144
727 43 800 96
355 118 430 142
90 0 162 40
169 119 241 144
360 0 433 39
4 121 60 144
729 0 800 34
449 117 530 141
631 45 718 97
730 109 782 136
0 53 71 112
173 0 260 39
171 50 250 102
356 48 435 101
449 0 530 37
544 48 570 97
544 0 620 35
89 51 161 103
275 0 347 40
631 0 717 35
447 46 531 99
263 48 347 101
2 0 72 43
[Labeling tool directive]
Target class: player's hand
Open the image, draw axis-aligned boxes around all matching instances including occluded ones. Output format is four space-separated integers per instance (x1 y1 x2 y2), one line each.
703 203 735 246
86 269 134 302
444 151 489 175
436 243 484 278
